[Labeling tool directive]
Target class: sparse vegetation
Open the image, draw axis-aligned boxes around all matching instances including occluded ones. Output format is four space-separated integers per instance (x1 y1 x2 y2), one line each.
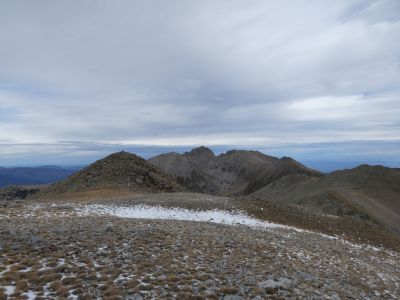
0 192 399 299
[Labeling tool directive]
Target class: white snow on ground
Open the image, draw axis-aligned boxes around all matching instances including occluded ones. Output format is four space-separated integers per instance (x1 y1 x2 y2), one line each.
77 204 292 230
22 290 37 300
4 286 15 297
75 204 399 254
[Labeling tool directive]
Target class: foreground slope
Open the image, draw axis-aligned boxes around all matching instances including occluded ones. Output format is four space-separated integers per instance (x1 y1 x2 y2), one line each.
149 146 321 195
0 194 399 299
252 165 400 234
39 151 184 197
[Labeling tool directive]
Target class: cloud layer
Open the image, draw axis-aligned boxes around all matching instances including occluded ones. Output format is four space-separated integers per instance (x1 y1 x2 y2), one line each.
0 0 399 166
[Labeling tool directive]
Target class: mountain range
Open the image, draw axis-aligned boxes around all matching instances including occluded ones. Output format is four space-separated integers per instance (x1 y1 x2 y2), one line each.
149 146 321 195
0 165 77 188
2 146 399 235
149 147 400 235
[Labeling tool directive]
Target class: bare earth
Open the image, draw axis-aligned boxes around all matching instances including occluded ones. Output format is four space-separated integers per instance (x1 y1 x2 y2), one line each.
1 193 399 299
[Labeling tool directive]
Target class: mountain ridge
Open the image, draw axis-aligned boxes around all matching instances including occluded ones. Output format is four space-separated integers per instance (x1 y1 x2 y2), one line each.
252 164 400 234
149 146 321 195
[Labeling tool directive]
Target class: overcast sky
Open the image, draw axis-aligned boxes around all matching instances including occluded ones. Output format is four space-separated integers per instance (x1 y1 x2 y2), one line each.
0 0 399 169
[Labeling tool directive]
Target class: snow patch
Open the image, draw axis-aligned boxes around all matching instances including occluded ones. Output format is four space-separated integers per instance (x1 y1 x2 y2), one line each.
78 204 291 230
4 286 15 296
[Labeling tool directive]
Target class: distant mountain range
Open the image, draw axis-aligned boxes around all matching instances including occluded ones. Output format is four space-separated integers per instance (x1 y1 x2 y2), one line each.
2 147 399 235
0 166 79 188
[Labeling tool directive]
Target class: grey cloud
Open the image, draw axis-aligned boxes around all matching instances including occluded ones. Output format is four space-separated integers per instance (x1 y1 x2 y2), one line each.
0 0 399 164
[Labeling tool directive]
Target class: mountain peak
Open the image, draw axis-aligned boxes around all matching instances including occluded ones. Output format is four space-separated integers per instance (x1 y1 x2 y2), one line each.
187 146 215 157
39 151 184 196
280 156 294 162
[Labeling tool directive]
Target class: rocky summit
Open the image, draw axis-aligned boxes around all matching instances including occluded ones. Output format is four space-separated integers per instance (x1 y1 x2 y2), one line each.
149 147 321 195
38 151 185 197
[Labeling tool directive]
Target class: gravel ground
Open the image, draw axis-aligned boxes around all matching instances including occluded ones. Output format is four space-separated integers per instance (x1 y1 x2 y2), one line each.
0 196 399 299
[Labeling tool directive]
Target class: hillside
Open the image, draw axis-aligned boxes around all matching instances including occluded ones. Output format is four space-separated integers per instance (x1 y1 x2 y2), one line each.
149 146 321 196
0 166 76 188
39 151 184 196
252 165 400 234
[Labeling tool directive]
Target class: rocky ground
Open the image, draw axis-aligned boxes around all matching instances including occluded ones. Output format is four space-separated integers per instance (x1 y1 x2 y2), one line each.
0 193 399 299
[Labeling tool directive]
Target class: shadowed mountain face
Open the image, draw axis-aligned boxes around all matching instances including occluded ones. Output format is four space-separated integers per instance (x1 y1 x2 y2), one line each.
0 166 76 188
39 151 185 196
149 146 322 195
150 147 400 234
252 165 400 234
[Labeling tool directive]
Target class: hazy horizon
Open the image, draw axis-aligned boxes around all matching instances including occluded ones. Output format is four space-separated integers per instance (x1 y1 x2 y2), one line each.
1 141 399 173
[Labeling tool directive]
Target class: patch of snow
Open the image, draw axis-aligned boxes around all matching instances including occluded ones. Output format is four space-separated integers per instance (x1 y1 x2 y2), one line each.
4 286 15 296
68 289 78 300
57 258 66 266
78 204 290 230
22 290 37 300
43 283 51 298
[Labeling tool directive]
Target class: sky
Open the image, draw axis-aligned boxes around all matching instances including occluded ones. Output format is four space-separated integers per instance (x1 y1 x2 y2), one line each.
0 0 399 171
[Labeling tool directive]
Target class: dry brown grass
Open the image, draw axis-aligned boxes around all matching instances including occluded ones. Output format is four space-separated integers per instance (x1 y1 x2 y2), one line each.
36 188 133 203
10 264 24 272
20 258 36 267
15 279 28 292
99 282 114 291
49 280 62 291
125 279 140 289
56 285 69 298
220 286 238 294
103 286 122 297
167 275 179 282
0 288 6 300
61 276 76 286
1 270 20 282
19 269 38 280
78 294 92 300
139 284 153 291
36 272 61 285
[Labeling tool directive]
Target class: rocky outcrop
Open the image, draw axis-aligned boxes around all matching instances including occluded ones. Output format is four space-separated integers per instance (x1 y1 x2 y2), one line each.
0 185 40 201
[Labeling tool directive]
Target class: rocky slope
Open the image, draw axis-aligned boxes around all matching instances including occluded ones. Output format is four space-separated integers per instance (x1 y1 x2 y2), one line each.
0 195 399 299
0 185 41 201
149 147 321 195
252 165 400 234
39 151 184 197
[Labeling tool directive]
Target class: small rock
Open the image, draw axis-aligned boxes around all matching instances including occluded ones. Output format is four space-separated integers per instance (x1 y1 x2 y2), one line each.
258 279 279 293
205 279 215 287
28 235 44 244
278 277 295 289
50 226 68 233
126 293 143 300
258 277 295 293
297 271 314 282
223 295 245 300
244 275 257 286
105 222 114 232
